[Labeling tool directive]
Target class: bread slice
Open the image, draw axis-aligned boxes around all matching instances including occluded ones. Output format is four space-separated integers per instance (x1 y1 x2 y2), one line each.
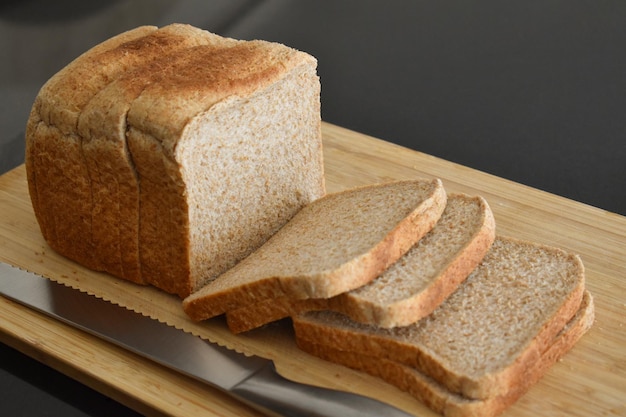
225 193 496 333
76 24 235 283
296 291 594 417
26 25 325 297
183 179 447 321
292 236 586 400
25 25 157 270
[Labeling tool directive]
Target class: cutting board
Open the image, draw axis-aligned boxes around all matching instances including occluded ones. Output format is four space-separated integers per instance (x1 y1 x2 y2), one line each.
1 122 624 417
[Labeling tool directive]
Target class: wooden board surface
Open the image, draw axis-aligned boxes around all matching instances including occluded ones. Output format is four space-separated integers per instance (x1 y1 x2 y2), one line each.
1 122 625 417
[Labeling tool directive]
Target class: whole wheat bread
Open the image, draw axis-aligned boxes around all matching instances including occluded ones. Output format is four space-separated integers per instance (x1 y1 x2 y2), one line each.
296 291 594 417
292 236 586 400
226 193 496 333
183 179 447 321
26 25 325 297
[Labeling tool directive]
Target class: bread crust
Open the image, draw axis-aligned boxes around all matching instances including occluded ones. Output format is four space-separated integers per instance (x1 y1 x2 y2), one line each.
225 194 496 333
295 291 594 417
126 41 314 146
26 26 157 271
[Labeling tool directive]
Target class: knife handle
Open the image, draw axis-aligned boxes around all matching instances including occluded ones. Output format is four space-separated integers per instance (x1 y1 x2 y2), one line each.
231 362 413 417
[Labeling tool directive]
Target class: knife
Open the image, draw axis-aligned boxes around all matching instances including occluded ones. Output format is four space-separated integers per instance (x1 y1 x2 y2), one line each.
0 262 414 417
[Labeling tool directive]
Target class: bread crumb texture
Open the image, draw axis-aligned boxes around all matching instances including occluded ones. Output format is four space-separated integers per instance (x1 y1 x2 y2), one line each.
351 194 490 305
412 237 582 374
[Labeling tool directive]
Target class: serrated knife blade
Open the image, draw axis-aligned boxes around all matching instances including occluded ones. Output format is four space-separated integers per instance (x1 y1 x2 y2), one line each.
0 262 414 417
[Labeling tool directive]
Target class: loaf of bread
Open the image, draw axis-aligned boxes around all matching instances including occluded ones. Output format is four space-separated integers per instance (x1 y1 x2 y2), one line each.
292 236 591 416
183 179 447 321
225 193 496 333
25 24 325 297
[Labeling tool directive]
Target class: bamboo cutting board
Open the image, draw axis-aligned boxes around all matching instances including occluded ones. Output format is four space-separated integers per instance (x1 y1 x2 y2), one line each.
0 122 624 417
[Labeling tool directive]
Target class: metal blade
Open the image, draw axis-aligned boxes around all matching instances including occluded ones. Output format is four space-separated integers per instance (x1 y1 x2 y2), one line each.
0 262 416 417
0 262 268 390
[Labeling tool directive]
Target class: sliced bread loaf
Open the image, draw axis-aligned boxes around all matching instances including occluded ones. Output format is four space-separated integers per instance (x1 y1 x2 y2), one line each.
296 291 594 417
225 193 496 333
183 179 447 321
26 25 325 297
292 236 586 400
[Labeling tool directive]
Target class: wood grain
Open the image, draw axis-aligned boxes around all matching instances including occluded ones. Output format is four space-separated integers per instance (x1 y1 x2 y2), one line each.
1 122 624 416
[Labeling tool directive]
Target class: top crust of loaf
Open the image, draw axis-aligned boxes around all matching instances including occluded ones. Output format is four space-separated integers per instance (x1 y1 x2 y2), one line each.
33 25 159 132
293 236 586 399
127 39 316 152
183 179 447 320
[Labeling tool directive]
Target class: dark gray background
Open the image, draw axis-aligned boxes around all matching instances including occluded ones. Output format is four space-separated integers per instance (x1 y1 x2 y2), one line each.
1 1 624 415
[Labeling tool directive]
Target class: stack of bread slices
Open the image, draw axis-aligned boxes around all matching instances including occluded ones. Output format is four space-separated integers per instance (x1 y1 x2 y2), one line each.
27 24 593 417
183 179 594 417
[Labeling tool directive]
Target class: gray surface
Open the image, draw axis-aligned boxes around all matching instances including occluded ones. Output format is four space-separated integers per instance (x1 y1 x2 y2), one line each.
220 0 626 215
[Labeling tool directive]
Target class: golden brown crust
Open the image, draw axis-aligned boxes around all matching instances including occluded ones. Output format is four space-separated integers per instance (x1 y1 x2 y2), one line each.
28 24 212 276
36 26 158 130
226 298 330 334
26 26 158 270
127 40 314 152
26 26 158 271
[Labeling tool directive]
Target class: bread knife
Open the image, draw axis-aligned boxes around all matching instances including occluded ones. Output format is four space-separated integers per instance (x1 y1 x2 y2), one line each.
0 262 414 417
